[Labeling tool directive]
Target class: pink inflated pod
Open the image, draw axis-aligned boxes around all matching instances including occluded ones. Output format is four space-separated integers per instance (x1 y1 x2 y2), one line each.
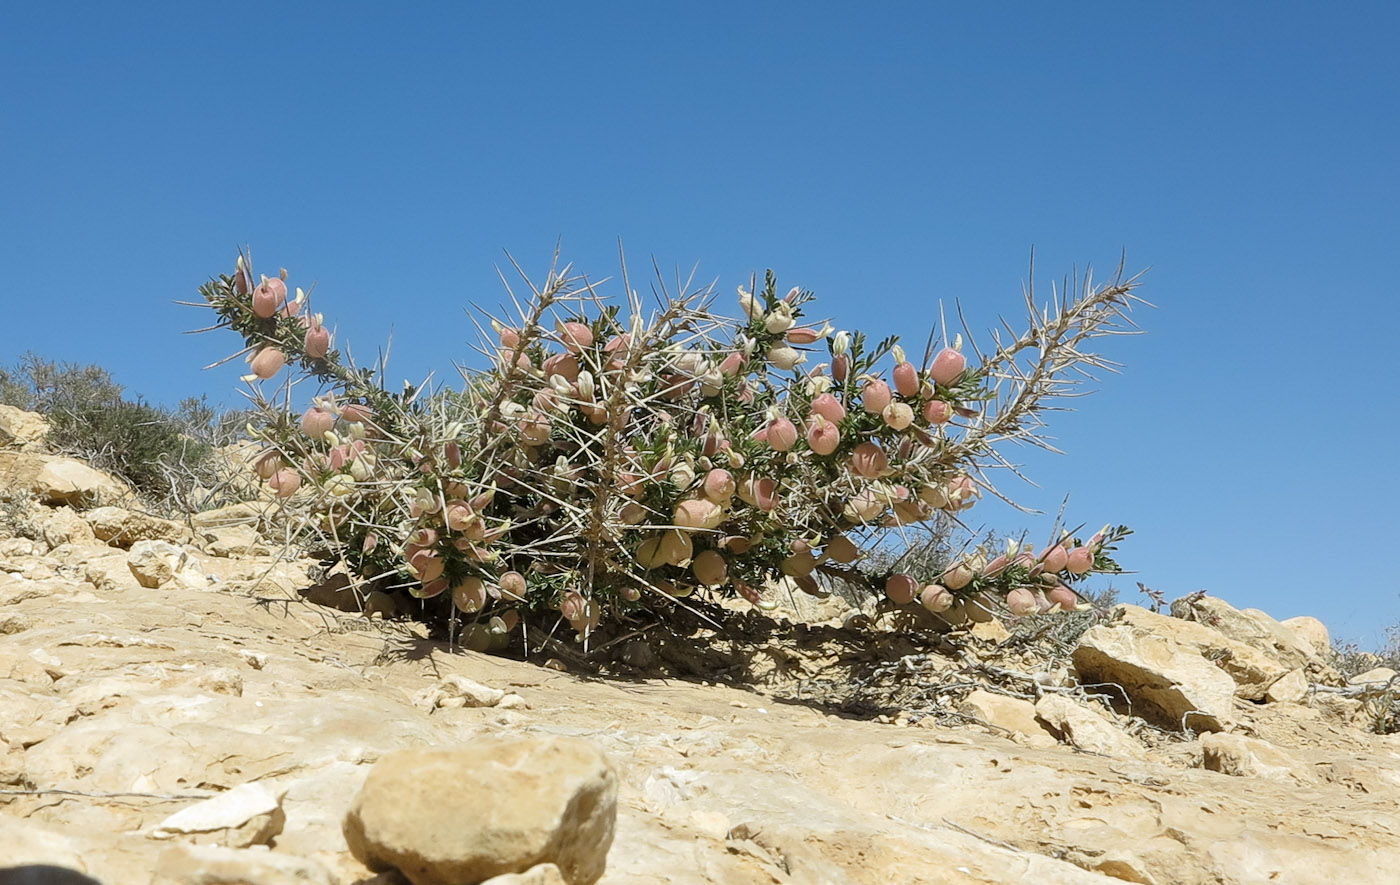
253 449 283 480
498 571 527 601
407 548 445 583
249 347 286 380
786 325 824 344
557 321 594 353
339 403 373 425
885 574 918 605
923 400 953 425
251 278 286 318
806 414 841 456
849 442 888 479
809 392 846 423
719 351 746 377
542 352 580 383
304 316 331 359
861 378 892 414
766 415 799 452
920 584 953 613
1046 584 1079 611
930 347 967 386
233 258 251 296
893 360 919 397
1066 546 1094 575
703 468 736 502
267 468 300 497
1005 587 1038 617
300 407 336 439
453 577 488 613
881 401 914 430
493 322 522 349
831 353 849 383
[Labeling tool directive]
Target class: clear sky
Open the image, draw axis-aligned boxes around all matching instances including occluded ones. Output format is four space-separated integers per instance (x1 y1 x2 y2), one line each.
4 3 1397 644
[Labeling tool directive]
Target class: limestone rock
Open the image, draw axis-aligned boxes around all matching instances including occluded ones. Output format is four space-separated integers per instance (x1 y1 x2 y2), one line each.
199 524 270 558
415 675 507 710
1172 595 1316 669
1266 668 1310 704
1281 615 1332 658
957 689 1056 747
1073 605 1236 731
1034 694 1147 759
1200 733 1314 784
483 865 568 885
126 540 210 590
0 452 126 508
0 819 89 872
84 506 192 547
0 405 49 451
343 737 618 885
33 507 96 550
1347 667 1398 687
152 844 335 885
151 782 286 847
1115 605 1289 699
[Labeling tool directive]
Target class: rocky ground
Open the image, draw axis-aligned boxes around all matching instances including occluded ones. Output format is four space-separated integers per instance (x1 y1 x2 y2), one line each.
3 404 1400 885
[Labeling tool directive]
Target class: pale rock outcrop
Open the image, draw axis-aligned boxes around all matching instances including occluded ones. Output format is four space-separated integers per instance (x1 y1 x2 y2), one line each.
1200 732 1315 784
1034 694 1149 759
1104 605 1290 700
1171 595 1317 669
1074 605 1237 731
34 506 97 549
84 506 192 547
151 844 335 885
1265 667 1310 704
150 782 286 847
343 738 619 885
126 540 212 591
957 689 1057 747
1281 615 1332 658
0 452 127 508
0 404 50 450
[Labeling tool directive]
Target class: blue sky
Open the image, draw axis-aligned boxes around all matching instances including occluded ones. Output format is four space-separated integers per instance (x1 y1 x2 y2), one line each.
4 3 1397 644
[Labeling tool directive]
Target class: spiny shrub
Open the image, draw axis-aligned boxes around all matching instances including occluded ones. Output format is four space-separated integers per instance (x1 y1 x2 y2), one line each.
195 251 1141 649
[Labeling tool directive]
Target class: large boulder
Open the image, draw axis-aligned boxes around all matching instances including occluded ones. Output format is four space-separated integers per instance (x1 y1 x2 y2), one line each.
0 452 126 508
343 737 618 885
1073 605 1237 731
0 405 49 451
